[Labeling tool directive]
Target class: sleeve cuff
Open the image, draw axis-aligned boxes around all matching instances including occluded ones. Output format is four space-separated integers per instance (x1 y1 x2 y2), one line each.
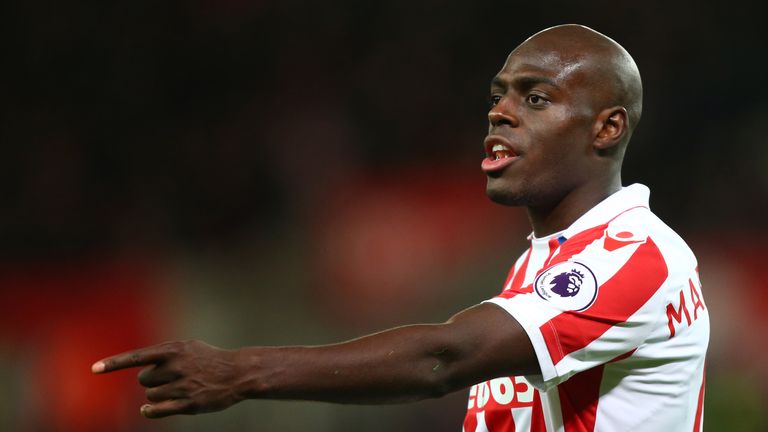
483 297 561 391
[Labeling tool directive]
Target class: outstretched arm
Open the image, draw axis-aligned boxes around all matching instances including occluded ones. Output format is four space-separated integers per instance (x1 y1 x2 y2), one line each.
92 303 539 418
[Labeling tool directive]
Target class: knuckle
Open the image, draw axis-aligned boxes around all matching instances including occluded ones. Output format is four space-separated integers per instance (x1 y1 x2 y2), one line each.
170 340 187 353
129 352 142 366
185 339 202 350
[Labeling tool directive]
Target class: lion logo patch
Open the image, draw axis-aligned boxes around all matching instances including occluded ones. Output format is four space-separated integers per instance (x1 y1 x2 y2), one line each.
535 262 598 311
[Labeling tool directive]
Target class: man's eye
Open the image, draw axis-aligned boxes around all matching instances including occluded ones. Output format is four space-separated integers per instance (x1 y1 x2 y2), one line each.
489 95 502 107
526 94 547 106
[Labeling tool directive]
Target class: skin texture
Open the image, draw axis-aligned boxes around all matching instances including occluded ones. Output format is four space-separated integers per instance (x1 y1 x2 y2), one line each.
93 304 537 417
92 24 643 419
485 25 642 236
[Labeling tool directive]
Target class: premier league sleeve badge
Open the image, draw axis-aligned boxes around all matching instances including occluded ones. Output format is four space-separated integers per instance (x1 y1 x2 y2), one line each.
534 261 598 311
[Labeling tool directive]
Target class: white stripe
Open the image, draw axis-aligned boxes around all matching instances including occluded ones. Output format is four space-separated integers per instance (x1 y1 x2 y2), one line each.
474 411 489 432
523 240 557 285
540 388 564 432
511 407 532 429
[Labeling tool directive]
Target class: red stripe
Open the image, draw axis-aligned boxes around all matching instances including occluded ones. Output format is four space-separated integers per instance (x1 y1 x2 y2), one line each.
462 408 477 432
693 365 706 432
548 224 608 264
544 237 561 267
502 267 516 290
541 238 668 364
530 390 547 432
509 247 532 291
498 247 533 299
485 405 515 431
557 364 604 432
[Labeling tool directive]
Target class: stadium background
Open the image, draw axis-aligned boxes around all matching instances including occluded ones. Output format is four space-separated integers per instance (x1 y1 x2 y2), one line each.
1 0 766 430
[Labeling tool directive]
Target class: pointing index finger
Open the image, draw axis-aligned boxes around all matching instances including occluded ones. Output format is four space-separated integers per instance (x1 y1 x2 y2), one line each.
92 344 173 374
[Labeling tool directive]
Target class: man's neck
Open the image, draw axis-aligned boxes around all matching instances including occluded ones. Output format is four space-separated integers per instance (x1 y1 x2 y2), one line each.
527 180 622 238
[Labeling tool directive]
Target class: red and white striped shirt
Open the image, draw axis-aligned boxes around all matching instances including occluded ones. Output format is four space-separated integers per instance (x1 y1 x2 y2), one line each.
464 184 709 432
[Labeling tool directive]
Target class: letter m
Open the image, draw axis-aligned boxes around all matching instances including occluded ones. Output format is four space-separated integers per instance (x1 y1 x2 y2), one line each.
666 289 691 338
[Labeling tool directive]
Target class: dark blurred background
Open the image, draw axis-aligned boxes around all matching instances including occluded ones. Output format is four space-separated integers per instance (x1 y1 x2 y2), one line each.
1 0 766 431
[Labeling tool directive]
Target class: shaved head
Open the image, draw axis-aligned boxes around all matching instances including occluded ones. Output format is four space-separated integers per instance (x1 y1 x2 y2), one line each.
484 24 645 227
515 24 643 140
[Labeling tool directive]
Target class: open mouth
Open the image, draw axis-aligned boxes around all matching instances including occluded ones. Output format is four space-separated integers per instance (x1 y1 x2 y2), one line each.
481 136 519 173
490 143 516 161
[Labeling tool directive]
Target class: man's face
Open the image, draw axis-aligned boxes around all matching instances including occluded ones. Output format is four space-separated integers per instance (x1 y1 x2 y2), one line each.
483 42 601 208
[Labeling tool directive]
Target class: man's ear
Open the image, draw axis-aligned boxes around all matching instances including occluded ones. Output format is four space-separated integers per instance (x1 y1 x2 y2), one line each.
593 106 628 152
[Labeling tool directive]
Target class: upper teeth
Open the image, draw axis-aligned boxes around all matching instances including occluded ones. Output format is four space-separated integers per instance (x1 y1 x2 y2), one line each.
492 144 507 152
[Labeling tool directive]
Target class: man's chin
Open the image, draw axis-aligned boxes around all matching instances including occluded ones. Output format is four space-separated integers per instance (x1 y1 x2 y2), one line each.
485 181 527 207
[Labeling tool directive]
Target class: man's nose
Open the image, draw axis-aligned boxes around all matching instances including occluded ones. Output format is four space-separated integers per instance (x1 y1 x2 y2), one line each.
488 99 519 128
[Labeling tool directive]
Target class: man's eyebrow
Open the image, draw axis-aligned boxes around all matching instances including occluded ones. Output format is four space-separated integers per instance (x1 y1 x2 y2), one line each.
490 76 506 90
490 75 560 91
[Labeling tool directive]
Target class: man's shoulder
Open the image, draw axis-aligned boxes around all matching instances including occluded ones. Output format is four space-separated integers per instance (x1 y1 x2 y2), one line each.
605 206 697 271
610 206 690 245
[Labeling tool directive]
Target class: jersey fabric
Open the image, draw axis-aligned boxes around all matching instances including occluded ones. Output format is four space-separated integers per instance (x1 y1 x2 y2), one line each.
463 184 709 432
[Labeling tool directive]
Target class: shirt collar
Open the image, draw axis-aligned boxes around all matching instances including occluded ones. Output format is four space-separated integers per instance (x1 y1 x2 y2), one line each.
528 183 650 243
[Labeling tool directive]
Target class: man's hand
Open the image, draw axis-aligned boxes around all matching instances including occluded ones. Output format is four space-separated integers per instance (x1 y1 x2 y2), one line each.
92 304 538 417
91 340 245 418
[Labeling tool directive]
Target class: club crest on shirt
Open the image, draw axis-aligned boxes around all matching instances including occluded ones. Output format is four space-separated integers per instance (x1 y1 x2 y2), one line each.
603 225 647 252
535 261 598 311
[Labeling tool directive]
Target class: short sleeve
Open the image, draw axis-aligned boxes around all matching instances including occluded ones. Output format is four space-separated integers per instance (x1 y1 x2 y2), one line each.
485 219 669 390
